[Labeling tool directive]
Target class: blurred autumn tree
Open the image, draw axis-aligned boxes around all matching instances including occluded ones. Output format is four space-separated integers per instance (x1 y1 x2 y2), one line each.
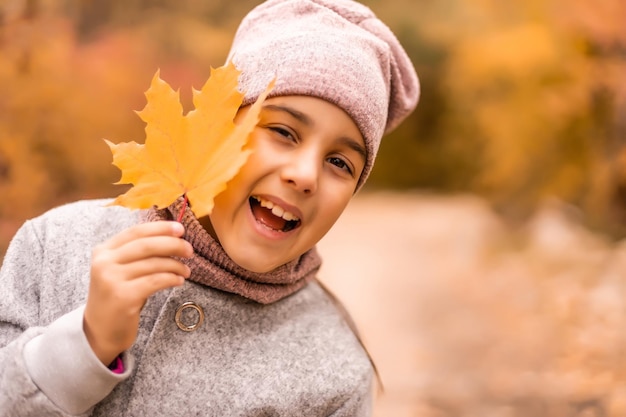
368 0 626 236
0 0 257 254
0 0 625 256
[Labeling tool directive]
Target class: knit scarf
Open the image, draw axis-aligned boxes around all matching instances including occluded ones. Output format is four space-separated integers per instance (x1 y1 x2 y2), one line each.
144 199 321 304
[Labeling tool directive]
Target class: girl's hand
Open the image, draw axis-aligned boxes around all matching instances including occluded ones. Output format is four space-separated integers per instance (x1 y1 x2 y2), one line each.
83 221 193 366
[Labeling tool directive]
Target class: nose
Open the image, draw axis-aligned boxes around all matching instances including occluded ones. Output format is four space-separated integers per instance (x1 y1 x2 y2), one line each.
281 149 319 194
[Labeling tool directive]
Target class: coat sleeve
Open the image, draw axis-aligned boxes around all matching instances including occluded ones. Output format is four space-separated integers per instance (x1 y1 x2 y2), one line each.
0 219 132 417
328 371 374 417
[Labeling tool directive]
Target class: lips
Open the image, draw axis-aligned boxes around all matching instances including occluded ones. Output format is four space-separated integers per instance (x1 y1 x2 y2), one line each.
249 196 301 232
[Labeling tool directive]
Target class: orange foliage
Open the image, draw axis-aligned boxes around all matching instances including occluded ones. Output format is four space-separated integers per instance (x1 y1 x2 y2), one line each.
0 9 230 251
1 1 626 415
412 0 626 233
0 17 153 220
2 0 624 237
107 63 273 218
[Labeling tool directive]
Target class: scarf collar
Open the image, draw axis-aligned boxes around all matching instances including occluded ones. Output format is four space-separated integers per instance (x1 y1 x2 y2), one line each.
144 199 321 304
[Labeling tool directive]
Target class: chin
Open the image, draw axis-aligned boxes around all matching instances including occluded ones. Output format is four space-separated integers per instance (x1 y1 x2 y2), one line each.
234 245 307 274
231 255 281 274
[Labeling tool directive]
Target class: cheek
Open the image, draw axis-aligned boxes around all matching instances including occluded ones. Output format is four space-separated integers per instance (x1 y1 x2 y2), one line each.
215 147 263 204
211 173 251 229
232 139 270 183
315 191 353 234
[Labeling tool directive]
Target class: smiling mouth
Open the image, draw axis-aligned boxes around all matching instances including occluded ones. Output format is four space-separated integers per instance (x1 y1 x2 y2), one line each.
250 196 301 232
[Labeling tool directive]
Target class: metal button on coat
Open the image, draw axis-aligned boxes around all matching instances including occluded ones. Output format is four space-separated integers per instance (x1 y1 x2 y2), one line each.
175 302 205 332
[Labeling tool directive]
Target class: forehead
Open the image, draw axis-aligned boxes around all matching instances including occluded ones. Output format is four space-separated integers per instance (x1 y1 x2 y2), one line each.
262 96 362 135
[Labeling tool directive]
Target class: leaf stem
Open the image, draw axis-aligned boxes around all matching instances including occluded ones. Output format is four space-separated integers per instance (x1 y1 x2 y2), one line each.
177 194 189 223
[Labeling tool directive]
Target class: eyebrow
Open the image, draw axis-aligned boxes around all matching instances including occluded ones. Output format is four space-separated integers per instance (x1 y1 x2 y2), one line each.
337 136 367 163
263 104 312 126
262 103 367 162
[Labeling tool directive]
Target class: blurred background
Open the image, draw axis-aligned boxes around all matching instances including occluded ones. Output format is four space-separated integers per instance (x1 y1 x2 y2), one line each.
1 0 625 415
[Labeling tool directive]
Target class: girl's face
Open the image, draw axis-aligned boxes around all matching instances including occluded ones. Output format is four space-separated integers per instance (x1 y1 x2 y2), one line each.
199 95 366 273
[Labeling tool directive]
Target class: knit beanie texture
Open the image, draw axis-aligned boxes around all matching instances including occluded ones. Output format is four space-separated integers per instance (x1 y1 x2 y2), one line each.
227 0 420 189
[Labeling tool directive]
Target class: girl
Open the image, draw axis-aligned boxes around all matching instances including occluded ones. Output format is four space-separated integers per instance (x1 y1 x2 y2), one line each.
0 0 419 415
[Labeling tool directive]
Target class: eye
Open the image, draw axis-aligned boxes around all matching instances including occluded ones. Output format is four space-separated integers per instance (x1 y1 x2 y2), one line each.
327 156 354 176
268 126 296 142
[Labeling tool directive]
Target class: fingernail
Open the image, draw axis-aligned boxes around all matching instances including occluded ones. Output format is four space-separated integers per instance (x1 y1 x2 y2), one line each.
172 222 184 234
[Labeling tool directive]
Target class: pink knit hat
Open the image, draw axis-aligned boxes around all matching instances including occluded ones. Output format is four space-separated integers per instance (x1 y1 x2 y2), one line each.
227 0 420 189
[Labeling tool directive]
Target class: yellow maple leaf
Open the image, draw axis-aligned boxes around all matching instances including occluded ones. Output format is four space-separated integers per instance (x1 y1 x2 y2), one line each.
105 62 273 219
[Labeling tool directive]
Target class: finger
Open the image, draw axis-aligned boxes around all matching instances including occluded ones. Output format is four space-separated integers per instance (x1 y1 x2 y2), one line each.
118 257 191 281
102 221 185 250
92 235 192 270
127 272 187 300
114 235 193 264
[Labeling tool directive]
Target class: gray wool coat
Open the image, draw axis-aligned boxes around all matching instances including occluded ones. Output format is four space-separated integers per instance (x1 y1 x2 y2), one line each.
0 200 373 416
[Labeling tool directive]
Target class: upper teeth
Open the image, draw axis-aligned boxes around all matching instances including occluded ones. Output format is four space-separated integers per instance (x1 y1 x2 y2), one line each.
253 196 299 221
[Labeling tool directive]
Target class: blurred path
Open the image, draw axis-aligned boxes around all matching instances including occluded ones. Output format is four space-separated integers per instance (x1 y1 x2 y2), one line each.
317 191 503 416
317 190 626 417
